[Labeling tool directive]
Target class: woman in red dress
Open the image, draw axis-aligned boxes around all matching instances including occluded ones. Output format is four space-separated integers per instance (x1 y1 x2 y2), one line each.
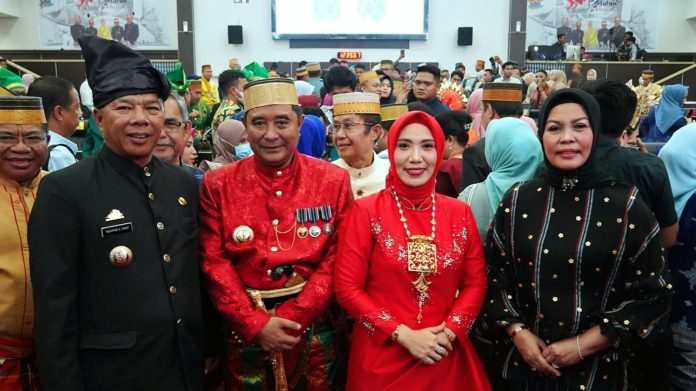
335 110 491 390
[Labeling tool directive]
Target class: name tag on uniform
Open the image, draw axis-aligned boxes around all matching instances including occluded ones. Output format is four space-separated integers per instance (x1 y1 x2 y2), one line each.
101 222 133 237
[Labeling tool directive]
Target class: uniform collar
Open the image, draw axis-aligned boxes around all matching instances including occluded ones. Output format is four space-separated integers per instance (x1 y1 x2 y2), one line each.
99 146 156 178
253 151 300 179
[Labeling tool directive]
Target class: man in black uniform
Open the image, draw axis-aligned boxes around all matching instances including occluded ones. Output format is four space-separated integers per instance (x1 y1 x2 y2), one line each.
28 35 203 391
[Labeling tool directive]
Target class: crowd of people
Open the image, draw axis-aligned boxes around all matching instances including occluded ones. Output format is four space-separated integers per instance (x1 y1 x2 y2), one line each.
0 33 694 391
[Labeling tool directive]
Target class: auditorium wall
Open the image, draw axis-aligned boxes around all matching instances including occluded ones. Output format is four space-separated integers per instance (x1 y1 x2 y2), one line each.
190 0 510 73
0 0 695 71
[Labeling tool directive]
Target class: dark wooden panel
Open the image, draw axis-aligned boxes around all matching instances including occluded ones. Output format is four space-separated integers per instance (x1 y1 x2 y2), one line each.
12 62 56 77
56 63 87 89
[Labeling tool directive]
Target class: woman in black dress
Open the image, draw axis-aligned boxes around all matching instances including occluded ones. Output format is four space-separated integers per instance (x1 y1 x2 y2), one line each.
482 89 672 391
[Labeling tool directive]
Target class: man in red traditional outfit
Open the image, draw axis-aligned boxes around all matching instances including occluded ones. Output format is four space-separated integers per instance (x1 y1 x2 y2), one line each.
199 78 353 390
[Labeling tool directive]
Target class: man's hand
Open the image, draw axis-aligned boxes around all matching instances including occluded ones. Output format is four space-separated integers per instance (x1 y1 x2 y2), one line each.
253 317 302 352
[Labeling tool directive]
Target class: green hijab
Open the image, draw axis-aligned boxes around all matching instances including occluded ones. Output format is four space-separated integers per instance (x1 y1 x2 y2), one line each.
484 117 543 216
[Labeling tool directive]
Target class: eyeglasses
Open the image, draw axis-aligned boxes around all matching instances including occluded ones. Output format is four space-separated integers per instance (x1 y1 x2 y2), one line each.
163 120 186 132
0 133 47 147
333 122 374 134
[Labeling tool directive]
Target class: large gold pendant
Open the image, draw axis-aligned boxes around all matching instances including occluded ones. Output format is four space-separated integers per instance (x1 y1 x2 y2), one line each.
407 236 437 323
407 235 437 274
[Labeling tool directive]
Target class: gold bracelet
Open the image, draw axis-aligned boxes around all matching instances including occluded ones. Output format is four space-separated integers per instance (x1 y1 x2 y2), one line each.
509 324 527 339
443 327 456 342
391 324 402 342
576 335 585 360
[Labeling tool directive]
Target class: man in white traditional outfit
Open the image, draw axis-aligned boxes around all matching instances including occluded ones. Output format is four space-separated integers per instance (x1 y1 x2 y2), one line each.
332 92 390 199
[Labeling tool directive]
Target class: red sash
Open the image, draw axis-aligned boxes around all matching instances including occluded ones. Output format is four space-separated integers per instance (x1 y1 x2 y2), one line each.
0 335 34 359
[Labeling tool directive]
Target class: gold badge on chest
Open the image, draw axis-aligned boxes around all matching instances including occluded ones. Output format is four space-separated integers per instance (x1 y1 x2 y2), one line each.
232 225 255 246
109 245 133 268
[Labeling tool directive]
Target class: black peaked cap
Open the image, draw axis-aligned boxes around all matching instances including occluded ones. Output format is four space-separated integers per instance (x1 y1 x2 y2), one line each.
79 35 170 108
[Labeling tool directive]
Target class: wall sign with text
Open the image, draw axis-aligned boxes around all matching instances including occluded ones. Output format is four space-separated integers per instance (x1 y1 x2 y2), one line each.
337 51 363 60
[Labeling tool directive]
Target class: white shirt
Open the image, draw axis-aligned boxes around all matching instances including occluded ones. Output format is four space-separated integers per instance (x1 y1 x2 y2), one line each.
493 77 523 84
47 131 78 172
333 152 390 199
294 80 315 97
79 79 93 109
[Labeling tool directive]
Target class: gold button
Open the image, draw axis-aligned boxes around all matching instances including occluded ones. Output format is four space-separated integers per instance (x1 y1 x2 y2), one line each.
156 222 164 230
276 171 283 176
148 193 155 201
270 246 278 252
169 285 177 294
357 189 364 196
178 197 187 206
275 190 282 198
163 254 171 263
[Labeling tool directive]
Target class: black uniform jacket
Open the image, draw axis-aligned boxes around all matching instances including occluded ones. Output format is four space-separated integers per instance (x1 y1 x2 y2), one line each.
29 147 203 391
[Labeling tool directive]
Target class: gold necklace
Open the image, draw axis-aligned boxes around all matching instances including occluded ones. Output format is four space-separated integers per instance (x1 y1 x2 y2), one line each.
391 188 437 323
388 189 432 211
272 219 297 251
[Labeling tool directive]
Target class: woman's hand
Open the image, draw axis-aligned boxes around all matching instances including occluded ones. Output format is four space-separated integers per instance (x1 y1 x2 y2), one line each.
510 328 561 377
396 323 448 365
541 337 582 369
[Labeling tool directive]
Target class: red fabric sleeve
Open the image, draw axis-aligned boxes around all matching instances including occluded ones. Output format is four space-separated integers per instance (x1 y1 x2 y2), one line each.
198 175 270 344
444 206 488 341
274 172 354 333
335 201 402 344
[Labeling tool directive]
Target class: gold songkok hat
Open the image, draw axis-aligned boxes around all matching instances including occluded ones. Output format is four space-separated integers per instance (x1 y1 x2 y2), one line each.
333 92 381 116
380 103 408 122
243 78 298 112
307 63 321 72
641 70 655 79
295 67 308 77
0 96 47 125
482 83 523 102
359 70 379 85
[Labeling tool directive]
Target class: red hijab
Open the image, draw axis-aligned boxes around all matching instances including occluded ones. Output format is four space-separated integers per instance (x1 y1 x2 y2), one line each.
386 110 445 203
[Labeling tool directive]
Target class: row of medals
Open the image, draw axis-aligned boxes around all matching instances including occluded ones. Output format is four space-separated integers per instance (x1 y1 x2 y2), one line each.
297 206 333 238
231 206 333 246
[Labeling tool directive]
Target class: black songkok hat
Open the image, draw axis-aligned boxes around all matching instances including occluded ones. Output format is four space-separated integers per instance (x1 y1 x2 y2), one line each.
79 35 170 108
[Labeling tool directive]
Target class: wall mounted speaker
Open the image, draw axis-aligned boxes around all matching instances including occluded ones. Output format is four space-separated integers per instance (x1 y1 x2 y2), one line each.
457 27 473 46
228 25 243 44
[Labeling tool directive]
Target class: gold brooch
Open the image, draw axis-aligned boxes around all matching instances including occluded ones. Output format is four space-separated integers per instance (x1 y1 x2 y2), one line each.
232 225 255 246
109 246 133 268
